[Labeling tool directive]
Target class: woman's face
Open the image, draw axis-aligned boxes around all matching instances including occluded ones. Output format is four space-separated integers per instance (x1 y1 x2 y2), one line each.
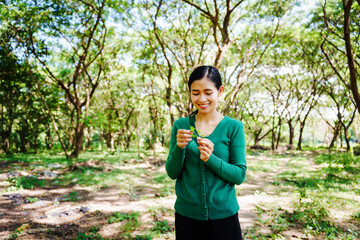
190 77 223 115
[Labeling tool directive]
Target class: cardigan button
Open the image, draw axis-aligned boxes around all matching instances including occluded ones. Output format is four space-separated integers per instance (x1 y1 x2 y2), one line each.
204 206 207 209
202 194 205 197
202 181 204 184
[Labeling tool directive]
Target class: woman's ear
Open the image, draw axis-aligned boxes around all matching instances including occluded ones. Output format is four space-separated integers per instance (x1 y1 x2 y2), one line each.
218 86 224 96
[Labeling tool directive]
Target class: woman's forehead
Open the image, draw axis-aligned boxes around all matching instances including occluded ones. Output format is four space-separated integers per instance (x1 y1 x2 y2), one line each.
190 77 217 89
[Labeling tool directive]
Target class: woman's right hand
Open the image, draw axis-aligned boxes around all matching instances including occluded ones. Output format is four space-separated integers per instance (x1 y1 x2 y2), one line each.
176 129 192 149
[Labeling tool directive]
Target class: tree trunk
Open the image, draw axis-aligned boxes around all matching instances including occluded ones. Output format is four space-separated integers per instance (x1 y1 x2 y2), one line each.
288 120 294 147
343 127 351 151
271 129 276 150
329 123 340 149
214 40 231 70
254 131 261 146
271 115 277 150
86 126 92 150
276 117 282 149
340 129 343 148
71 121 85 158
1 131 11 155
297 121 306 150
45 128 53 150
19 130 27 153
343 0 360 115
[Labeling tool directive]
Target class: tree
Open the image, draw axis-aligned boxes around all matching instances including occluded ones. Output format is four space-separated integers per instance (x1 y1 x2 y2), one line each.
0 31 29 154
320 78 357 151
313 0 360 114
5 0 118 158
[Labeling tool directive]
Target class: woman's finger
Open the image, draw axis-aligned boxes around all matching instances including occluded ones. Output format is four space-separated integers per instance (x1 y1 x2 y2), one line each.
198 145 213 155
198 138 213 149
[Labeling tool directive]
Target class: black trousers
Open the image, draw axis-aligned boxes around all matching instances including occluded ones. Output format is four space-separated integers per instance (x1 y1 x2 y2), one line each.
175 212 243 240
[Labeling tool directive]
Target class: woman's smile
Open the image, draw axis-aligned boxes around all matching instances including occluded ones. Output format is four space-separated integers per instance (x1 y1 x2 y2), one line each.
198 103 210 110
190 77 222 114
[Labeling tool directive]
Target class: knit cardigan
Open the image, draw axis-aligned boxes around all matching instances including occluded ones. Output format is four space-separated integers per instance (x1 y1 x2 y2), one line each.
165 114 247 221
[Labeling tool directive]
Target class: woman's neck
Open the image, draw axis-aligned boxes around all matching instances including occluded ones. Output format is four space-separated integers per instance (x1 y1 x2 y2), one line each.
195 110 222 123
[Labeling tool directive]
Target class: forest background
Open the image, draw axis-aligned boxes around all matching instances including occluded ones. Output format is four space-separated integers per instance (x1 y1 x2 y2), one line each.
1 0 360 239
1 0 360 157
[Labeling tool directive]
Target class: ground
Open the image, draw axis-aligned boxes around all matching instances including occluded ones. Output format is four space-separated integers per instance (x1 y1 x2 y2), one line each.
0 150 359 239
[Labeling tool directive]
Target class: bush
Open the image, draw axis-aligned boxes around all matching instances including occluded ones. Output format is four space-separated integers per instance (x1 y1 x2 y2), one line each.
151 220 172 234
353 146 360 156
10 176 44 189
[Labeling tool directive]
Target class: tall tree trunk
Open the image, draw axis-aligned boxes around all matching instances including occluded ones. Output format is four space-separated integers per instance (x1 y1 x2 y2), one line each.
71 121 85 158
86 126 93 150
276 117 282 149
288 120 294 147
1 131 11 155
254 131 261 146
19 130 27 153
329 123 341 149
343 127 351 151
340 108 357 151
343 0 360 115
45 128 53 150
297 121 306 150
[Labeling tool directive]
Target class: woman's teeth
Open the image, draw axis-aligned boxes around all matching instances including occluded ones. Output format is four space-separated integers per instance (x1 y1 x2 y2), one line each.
199 104 209 109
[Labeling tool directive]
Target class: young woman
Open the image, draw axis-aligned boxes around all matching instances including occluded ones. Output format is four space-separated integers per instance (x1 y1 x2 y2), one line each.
165 66 247 240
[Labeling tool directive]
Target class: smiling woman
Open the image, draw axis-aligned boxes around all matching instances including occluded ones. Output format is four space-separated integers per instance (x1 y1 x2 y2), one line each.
165 66 247 240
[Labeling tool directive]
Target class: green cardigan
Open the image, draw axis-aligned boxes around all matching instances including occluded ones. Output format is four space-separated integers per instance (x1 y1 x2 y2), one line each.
165 114 247 221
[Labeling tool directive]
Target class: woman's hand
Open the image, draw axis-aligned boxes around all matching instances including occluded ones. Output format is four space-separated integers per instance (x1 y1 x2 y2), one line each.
176 129 192 149
197 137 214 162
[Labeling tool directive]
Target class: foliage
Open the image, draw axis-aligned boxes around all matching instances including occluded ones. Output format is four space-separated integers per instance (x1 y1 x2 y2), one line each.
9 176 43 189
108 212 141 233
9 224 29 240
25 197 39 203
353 146 360 156
108 211 138 222
62 191 79 202
314 153 360 167
76 226 105 240
151 220 172 234
1 0 360 154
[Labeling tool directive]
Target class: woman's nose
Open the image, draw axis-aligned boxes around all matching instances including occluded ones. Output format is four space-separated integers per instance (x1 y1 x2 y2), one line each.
199 93 207 101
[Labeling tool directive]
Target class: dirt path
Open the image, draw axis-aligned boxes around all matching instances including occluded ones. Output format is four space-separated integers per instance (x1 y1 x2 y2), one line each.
237 154 293 236
0 153 323 240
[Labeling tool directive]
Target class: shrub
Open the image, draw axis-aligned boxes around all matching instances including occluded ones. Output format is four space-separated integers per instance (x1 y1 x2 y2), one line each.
151 220 172 234
353 146 360 156
10 176 43 189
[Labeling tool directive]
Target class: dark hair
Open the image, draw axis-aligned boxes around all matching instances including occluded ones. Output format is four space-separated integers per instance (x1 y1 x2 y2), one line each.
188 65 222 91
188 66 222 116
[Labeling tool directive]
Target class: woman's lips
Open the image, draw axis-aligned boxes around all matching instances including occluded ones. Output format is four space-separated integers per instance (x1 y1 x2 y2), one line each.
199 103 209 110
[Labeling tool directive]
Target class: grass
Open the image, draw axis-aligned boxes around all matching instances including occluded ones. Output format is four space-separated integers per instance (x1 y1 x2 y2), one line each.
245 150 360 239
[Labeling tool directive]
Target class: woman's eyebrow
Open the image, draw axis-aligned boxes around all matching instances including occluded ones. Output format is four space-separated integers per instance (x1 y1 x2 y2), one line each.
191 89 213 91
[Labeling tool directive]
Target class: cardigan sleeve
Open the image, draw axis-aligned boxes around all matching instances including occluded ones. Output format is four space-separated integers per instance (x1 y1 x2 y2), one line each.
165 120 186 180
204 121 247 185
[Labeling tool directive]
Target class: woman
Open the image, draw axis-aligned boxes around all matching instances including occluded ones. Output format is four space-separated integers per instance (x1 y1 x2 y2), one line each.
165 65 247 240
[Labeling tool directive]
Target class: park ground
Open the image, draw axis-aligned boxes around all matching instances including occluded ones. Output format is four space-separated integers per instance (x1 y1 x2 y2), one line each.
0 149 359 240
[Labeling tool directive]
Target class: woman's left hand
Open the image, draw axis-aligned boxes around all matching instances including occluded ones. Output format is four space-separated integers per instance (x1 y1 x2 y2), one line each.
197 137 214 162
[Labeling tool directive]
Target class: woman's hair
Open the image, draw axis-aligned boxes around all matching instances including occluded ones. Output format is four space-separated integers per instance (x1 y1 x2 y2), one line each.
188 66 222 116
188 65 222 91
